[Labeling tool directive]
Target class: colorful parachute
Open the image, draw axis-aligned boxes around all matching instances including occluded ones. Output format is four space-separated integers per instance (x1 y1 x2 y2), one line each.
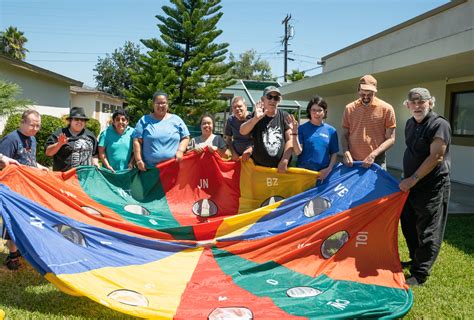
0 152 413 319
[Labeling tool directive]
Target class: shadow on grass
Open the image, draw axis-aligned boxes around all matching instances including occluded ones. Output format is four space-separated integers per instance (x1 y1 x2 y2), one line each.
0 254 135 319
443 215 474 255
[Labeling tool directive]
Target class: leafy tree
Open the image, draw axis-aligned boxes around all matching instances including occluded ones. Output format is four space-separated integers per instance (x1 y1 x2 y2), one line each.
125 51 178 124
287 69 306 82
228 49 273 80
94 41 141 98
128 0 233 124
0 80 30 117
0 26 28 60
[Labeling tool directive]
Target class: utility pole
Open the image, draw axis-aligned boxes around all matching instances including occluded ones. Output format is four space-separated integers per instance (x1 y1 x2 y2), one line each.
281 14 293 82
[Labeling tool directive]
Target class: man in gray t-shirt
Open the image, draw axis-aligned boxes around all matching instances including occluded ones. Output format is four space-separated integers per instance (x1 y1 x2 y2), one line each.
224 96 253 161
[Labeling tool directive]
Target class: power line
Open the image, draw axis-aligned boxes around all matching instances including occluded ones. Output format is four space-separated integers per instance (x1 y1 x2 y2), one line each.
30 50 108 55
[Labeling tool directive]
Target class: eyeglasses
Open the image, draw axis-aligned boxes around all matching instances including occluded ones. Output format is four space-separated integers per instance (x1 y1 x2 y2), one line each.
72 118 86 122
266 94 281 101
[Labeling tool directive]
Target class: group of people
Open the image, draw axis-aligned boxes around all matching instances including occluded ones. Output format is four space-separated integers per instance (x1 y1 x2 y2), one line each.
0 77 451 288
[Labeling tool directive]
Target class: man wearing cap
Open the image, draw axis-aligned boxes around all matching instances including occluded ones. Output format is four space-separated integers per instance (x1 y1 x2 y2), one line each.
240 86 292 172
341 75 396 169
398 88 451 287
45 107 99 171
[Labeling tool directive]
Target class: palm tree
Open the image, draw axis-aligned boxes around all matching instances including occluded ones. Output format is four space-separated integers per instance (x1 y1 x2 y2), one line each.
0 26 29 60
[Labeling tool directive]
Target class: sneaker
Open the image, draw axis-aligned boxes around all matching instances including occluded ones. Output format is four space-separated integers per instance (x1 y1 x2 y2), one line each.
405 275 424 287
4 251 21 270
401 260 413 268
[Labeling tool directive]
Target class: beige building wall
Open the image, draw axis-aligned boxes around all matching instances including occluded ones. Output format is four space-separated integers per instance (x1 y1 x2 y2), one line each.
70 92 124 130
321 74 474 185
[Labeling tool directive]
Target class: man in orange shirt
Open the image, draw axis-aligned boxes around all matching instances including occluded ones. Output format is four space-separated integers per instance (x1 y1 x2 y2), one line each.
341 75 396 170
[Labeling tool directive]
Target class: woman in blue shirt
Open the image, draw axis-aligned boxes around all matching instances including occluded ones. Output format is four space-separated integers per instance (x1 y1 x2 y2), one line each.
132 91 190 170
289 96 339 182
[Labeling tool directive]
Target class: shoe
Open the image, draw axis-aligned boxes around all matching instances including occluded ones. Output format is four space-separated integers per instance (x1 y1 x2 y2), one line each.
405 275 424 287
4 251 21 270
401 260 413 268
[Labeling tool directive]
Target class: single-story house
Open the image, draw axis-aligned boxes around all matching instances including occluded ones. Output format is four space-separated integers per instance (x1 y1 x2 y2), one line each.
0 53 82 132
70 86 125 131
280 0 474 185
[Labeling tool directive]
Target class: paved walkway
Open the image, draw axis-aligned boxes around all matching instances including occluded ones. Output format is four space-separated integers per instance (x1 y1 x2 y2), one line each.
387 168 473 214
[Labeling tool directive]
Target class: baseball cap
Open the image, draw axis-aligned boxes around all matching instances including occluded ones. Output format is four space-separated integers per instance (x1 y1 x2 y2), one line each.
263 86 281 96
359 75 378 92
408 88 432 101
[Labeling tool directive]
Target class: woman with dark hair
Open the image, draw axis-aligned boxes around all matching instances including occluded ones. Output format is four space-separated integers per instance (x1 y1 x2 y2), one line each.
289 96 339 181
45 107 99 171
188 114 228 158
132 91 190 171
98 109 134 172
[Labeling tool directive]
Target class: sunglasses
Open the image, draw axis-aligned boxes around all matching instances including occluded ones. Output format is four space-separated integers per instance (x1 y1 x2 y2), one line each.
266 94 281 101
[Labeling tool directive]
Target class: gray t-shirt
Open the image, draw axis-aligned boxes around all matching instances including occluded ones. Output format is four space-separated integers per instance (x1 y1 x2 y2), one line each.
224 114 253 155
189 134 226 150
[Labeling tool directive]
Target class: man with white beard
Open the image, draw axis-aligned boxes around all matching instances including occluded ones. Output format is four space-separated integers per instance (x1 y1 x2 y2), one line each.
398 88 451 287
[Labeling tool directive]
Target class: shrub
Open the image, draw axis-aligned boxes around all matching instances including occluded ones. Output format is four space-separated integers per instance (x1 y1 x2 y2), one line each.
86 118 101 137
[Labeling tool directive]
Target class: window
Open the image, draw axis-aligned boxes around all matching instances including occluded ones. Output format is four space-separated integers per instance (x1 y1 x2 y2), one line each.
95 101 100 113
102 103 110 113
446 81 474 146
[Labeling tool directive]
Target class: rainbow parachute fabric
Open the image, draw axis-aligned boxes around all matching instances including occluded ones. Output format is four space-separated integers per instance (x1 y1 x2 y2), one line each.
0 151 413 319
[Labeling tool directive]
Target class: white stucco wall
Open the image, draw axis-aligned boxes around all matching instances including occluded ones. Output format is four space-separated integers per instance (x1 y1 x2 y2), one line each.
70 93 123 130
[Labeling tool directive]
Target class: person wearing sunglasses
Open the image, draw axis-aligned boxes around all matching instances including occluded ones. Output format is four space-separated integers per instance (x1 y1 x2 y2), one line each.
239 86 292 173
45 107 99 171
341 75 396 170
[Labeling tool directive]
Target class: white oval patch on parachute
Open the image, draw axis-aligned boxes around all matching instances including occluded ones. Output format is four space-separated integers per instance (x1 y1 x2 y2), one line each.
208 307 253 320
81 206 102 216
107 289 149 307
286 286 323 298
304 197 331 217
321 230 349 259
260 195 284 207
124 204 151 216
53 224 87 247
192 199 218 217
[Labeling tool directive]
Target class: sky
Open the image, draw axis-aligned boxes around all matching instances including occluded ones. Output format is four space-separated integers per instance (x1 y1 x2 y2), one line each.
1 0 449 87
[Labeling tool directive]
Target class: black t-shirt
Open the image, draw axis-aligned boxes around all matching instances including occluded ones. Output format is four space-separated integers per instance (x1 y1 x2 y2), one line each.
251 110 290 167
46 127 98 171
403 111 451 185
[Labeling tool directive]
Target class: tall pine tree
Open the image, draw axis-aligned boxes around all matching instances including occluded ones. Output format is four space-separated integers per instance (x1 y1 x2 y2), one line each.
127 0 233 124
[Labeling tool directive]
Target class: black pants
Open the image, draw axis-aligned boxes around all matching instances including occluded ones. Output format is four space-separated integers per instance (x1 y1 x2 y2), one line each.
400 175 450 280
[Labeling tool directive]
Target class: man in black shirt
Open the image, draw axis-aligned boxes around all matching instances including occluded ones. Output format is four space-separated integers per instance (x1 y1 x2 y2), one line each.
398 88 451 286
239 86 292 172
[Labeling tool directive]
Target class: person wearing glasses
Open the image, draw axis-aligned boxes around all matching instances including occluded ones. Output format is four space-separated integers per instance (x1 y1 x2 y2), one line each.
398 88 451 287
224 96 253 161
45 107 98 171
341 75 396 170
289 96 339 182
132 91 190 170
0 109 47 270
240 86 292 173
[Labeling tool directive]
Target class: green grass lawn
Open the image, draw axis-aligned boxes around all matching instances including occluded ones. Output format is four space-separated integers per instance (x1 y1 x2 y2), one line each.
1 215 473 319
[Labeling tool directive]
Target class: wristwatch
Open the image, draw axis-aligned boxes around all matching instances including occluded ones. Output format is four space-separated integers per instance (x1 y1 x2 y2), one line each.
412 173 420 182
